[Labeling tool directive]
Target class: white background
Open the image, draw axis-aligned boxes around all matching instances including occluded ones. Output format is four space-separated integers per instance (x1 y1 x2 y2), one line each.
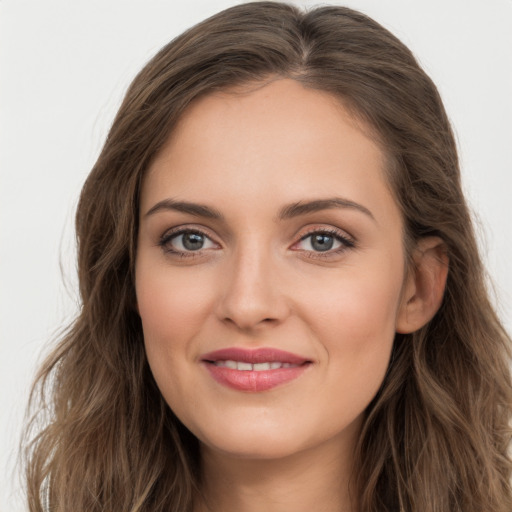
1 1 511 510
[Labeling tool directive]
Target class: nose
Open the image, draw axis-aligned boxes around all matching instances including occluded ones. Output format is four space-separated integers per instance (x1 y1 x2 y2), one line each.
216 245 290 332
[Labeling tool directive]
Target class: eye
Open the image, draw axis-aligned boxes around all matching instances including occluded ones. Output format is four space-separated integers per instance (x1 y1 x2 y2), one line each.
160 229 218 254
292 229 355 255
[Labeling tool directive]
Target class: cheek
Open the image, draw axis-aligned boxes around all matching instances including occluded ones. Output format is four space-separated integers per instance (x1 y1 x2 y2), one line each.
135 261 216 414
302 259 404 394
136 261 212 346
134 260 217 407
305 259 403 344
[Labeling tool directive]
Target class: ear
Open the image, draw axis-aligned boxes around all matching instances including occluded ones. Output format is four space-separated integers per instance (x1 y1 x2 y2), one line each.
395 237 449 334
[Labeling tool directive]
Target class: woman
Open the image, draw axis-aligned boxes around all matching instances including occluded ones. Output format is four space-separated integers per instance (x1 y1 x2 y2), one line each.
23 2 512 511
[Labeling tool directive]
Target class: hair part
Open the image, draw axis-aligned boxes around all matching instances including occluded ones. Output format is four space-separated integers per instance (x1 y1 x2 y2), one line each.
24 3 512 511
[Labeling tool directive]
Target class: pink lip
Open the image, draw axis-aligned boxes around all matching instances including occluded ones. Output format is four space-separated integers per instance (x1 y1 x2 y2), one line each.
201 347 311 392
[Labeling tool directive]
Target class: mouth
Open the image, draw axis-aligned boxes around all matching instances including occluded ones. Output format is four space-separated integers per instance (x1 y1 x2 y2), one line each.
200 347 312 392
211 360 300 370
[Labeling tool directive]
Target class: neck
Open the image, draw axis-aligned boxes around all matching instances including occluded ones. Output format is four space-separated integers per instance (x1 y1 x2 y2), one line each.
195 431 359 512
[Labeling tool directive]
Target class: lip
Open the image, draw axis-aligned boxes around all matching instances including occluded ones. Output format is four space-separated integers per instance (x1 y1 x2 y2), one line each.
201 347 312 392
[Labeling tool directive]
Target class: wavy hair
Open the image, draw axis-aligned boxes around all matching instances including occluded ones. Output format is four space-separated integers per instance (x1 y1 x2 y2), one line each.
24 2 512 511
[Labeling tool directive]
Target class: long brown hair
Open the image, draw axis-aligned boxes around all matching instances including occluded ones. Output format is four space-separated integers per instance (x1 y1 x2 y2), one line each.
24 2 512 511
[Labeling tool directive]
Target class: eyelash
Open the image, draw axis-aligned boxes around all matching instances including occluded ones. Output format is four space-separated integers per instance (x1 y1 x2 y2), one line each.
293 228 355 259
158 226 356 260
159 227 216 259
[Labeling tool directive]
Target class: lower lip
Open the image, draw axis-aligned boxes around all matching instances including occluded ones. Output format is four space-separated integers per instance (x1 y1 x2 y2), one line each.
203 363 310 392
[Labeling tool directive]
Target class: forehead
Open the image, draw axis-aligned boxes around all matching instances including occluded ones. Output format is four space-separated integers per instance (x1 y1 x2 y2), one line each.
160 78 381 165
141 79 398 225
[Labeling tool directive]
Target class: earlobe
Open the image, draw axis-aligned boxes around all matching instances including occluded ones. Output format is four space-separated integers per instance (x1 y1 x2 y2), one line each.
395 237 449 334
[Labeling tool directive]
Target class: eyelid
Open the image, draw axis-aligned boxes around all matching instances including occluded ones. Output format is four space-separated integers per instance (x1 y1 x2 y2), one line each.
158 225 221 256
156 223 355 259
299 225 354 242
160 224 215 241
290 225 356 256
296 225 355 244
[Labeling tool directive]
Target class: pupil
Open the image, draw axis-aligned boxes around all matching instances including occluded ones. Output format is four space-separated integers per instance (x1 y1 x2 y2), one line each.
312 234 333 252
183 233 204 250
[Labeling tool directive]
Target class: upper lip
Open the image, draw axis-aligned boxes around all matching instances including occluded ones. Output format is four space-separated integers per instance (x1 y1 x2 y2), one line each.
201 347 310 365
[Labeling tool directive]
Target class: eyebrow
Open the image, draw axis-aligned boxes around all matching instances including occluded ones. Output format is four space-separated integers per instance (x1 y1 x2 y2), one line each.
278 197 375 222
145 199 224 219
144 197 375 222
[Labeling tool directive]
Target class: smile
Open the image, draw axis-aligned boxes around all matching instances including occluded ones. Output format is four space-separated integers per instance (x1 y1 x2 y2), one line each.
201 347 312 392
212 361 299 370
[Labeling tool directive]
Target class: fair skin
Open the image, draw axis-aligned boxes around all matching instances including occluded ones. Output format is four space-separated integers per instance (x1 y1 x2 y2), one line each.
135 79 447 512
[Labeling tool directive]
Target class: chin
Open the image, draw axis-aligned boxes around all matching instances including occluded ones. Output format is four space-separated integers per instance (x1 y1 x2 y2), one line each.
189 410 358 462
200 433 307 461
185 413 307 460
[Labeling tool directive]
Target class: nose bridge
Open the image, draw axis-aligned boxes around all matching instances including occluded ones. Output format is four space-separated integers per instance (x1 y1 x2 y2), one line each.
217 235 287 330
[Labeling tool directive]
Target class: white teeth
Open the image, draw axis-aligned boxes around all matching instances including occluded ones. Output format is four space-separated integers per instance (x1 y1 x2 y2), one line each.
213 360 299 370
253 362 271 371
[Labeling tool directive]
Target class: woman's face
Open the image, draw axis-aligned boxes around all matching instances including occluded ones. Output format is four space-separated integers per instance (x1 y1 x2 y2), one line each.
136 79 408 460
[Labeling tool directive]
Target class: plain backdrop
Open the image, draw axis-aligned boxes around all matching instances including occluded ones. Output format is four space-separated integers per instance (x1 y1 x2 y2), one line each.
1 1 511 510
